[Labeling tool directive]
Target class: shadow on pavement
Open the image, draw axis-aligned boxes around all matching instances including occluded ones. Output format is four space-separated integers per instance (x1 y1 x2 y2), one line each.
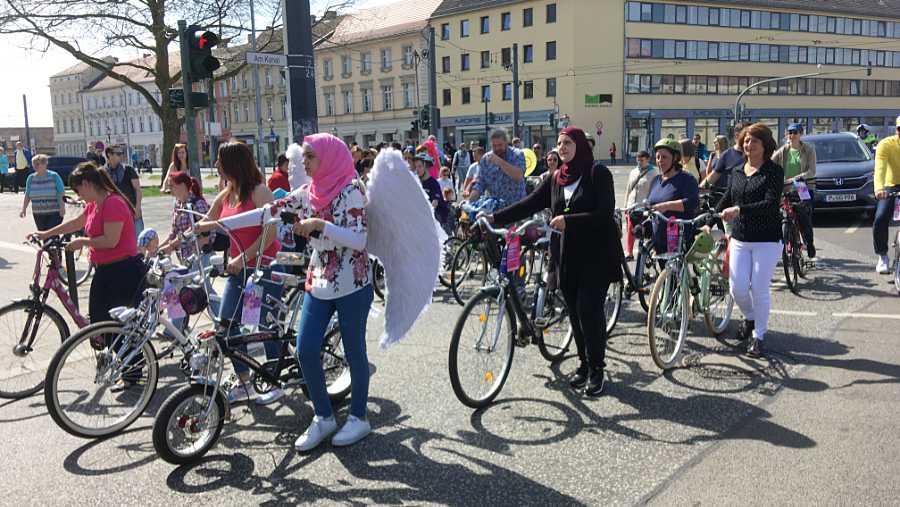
779 257 884 302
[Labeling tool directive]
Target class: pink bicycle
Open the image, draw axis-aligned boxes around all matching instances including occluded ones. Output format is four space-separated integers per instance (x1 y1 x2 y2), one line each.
0 235 89 399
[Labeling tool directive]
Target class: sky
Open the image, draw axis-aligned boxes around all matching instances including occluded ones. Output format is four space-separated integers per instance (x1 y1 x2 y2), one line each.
0 0 397 128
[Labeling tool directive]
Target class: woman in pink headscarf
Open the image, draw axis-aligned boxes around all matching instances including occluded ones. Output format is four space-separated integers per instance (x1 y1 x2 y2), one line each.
289 133 375 453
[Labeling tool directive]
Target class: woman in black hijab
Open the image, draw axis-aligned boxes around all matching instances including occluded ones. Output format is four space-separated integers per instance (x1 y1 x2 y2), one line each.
488 127 622 396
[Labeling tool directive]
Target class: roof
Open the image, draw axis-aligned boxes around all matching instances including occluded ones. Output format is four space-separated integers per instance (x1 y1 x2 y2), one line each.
431 0 900 19
88 54 179 91
51 61 92 78
327 0 442 44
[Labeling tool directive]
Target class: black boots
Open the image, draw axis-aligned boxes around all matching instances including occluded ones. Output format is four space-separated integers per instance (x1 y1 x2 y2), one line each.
569 363 589 389
569 363 605 396
736 320 755 342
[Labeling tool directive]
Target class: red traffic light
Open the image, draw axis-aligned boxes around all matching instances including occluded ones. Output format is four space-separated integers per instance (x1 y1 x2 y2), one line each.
194 30 219 50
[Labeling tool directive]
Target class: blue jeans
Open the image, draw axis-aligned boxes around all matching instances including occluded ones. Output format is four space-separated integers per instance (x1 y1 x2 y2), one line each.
297 284 373 419
219 266 284 375
873 185 899 255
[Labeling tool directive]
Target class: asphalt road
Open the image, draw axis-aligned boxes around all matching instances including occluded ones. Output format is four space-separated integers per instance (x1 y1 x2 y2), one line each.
0 168 898 506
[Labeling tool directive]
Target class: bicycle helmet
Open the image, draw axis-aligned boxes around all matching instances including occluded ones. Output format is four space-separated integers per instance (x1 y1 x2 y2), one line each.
653 138 682 157
787 123 804 133
685 231 715 264
857 123 871 134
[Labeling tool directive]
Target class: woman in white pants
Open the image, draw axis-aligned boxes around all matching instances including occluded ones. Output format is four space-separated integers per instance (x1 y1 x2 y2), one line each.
716 123 784 358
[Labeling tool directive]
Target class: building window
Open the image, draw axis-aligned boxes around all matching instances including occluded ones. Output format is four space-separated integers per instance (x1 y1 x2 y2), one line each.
281 96 288 119
546 78 556 97
523 80 533 99
481 85 491 101
547 3 556 23
244 102 251 122
523 7 533 27
361 52 372 73
382 85 393 111
461 53 470 71
441 23 450 40
266 97 274 119
462 87 471 104
481 16 489 34
460 19 470 37
523 44 533 63
481 50 490 68
381 48 392 71
501 12 511 31
362 88 372 112
502 83 512 100
402 82 413 108
265 68 272 87
546 41 557 60
442 56 450 73
502 47 511 67
403 45 414 66
139 116 145 132
327 92 339 115
342 55 352 76
242 71 248 89
443 88 452 106
343 90 353 114
323 59 333 79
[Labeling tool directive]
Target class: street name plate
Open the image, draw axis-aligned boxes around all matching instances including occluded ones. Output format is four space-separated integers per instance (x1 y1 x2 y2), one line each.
246 52 287 67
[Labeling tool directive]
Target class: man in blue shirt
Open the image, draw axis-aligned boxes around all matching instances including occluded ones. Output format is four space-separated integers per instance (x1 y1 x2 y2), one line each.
467 129 526 212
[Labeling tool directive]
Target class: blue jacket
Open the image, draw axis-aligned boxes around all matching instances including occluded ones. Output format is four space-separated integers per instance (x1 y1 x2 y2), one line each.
12 148 33 170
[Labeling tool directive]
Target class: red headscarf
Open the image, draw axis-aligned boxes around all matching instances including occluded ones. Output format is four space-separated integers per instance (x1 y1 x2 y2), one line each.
556 127 594 186
304 133 357 212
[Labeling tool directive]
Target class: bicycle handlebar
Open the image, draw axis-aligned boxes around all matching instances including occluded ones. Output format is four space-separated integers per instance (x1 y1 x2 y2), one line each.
475 216 549 238
649 210 721 227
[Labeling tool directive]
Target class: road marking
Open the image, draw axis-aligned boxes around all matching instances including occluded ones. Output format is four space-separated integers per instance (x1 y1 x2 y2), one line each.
0 240 35 255
844 219 865 235
832 312 900 320
771 309 818 316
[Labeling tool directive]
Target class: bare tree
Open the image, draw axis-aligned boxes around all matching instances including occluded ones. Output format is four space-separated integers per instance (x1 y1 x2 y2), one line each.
0 0 350 177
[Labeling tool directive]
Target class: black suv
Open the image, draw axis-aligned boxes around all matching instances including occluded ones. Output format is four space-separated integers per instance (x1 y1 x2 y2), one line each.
802 133 875 212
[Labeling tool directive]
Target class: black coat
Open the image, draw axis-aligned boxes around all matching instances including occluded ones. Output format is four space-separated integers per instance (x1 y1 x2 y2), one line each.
493 163 623 289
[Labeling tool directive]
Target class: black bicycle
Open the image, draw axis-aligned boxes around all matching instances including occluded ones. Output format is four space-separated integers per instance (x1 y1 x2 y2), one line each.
448 216 571 409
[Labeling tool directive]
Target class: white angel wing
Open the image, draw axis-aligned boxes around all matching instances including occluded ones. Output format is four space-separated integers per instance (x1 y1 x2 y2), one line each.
367 148 445 348
286 142 310 190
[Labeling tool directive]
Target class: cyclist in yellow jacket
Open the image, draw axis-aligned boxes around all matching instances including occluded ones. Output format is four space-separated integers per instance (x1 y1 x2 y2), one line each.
872 116 900 274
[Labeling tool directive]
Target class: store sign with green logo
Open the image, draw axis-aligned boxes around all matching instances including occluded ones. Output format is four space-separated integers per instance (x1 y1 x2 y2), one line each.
585 94 612 107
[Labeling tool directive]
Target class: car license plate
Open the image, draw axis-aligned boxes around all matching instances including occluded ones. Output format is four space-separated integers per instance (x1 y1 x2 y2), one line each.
825 193 856 203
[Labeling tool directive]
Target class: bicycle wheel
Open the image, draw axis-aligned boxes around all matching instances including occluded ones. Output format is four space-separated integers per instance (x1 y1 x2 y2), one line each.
0 301 69 399
298 325 352 402
536 291 572 362
448 289 515 408
647 267 689 370
703 263 734 336
782 224 798 293
605 279 624 335
635 246 659 312
58 258 93 288
152 384 227 465
44 322 159 438
438 237 463 288
793 234 807 280
449 240 488 306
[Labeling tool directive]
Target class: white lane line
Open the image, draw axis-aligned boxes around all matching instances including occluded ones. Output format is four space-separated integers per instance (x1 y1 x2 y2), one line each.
771 309 818 316
844 218 865 235
832 312 900 321
0 240 35 255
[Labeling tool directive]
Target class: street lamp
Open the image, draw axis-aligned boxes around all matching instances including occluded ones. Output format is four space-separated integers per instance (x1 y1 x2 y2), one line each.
105 126 111 145
267 117 275 169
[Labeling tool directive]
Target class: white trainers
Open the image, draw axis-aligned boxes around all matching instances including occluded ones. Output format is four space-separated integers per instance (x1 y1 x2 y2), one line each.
294 415 337 452
876 255 891 274
255 388 284 406
226 382 255 403
331 415 371 447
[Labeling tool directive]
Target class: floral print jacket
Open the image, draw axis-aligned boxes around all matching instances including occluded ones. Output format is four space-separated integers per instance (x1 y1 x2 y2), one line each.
281 181 370 300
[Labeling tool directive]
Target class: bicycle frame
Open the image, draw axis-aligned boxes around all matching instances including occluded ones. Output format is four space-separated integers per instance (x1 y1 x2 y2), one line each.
32 242 89 328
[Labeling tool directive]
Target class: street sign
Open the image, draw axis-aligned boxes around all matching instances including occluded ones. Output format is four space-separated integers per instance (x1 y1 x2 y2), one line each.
207 122 222 136
246 52 287 67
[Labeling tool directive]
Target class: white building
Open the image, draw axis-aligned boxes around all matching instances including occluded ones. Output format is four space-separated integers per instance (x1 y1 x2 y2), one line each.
49 59 113 156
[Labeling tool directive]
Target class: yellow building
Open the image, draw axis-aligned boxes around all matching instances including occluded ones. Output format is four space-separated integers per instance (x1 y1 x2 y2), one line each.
315 0 442 147
433 0 900 161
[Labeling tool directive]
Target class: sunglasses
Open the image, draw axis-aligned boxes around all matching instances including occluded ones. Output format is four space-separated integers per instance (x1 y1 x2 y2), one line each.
787 131 799 135
112 151 125 156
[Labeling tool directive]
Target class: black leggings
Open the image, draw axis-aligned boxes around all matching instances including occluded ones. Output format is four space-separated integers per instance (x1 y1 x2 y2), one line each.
560 277 611 370
89 256 146 323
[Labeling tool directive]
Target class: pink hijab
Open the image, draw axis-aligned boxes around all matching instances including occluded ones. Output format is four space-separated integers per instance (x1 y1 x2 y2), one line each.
304 133 357 211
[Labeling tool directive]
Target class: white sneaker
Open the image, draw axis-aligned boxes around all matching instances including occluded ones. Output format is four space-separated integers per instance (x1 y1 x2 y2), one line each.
255 388 284 406
294 415 337 452
876 255 891 274
226 382 255 403
331 415 371 447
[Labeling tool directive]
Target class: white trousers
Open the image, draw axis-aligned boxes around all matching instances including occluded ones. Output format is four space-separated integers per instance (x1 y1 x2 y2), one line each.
728 239 782 340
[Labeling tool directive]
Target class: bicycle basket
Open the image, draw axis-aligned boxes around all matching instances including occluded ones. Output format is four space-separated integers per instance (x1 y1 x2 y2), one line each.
685 231 714 264
178 285 209 315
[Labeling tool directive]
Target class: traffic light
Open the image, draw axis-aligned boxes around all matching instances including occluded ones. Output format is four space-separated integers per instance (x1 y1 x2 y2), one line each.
411 120 419 131
186 25 221 81
421 107 431 130
488 112 496 124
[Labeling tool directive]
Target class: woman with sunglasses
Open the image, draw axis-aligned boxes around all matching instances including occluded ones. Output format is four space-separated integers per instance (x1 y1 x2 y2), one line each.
772 123 817 261
35 162 144 326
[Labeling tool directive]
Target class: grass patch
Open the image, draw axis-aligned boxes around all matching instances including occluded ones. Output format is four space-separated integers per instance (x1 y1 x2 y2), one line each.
142 186 219 198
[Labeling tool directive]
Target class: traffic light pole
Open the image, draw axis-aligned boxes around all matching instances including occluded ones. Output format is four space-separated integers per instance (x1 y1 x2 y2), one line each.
249 0 265 171
208 79 218 167
282 0 318 142
512 43 520 140
427 26 438 142
178 20 201 179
